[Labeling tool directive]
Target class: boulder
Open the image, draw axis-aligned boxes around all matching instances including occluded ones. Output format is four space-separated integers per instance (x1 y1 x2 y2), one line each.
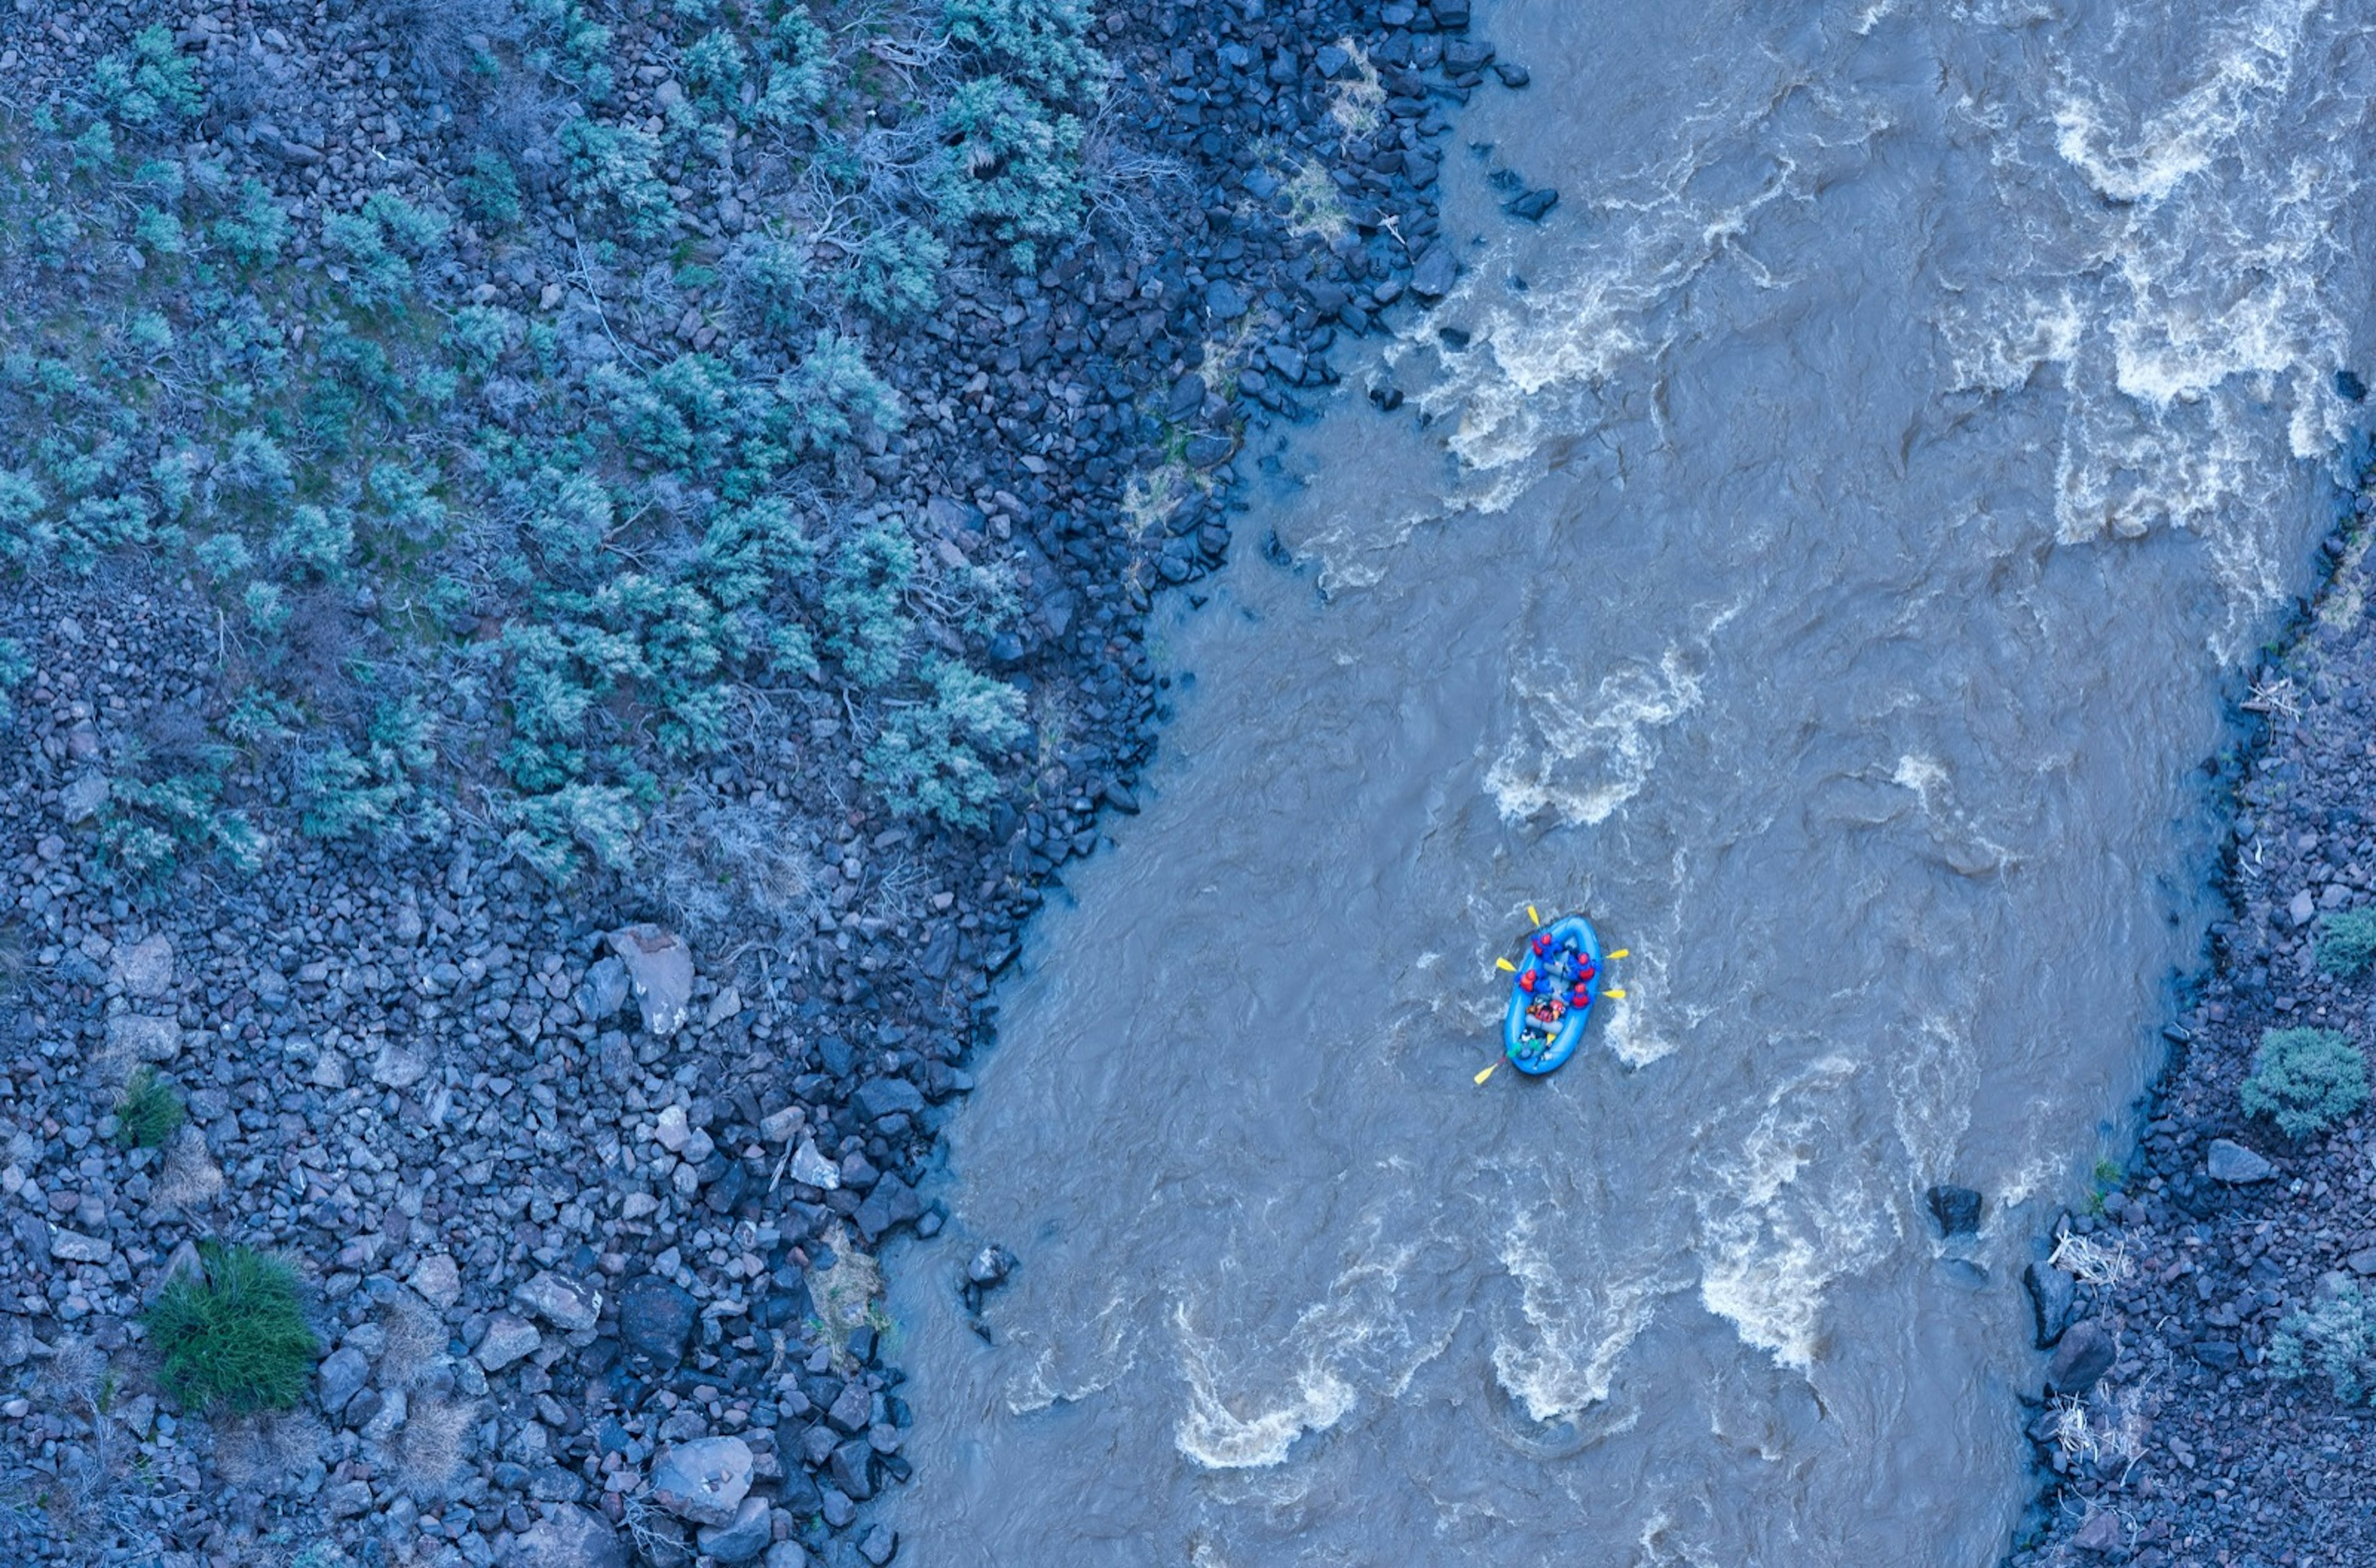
2023 1261 2077 1348
1408 245 1457 300
791 1139 840 1191
371 1038 434 1090
106 1014 183 1065
2206 1139 2275 1184
2070 1507 2124 1553
111 935 175 998
1924 1185 1983 1237
606 924 694 1037
317 1345 371 1415
858 1523 899 1566
617 1275 699 1366
648 1436 753 1527
408 1254 463 1310
574 956 631 1023
2046 1319 2115 1395
695 1494 773 1564
59 773 110 824
476 1312 542 1372
507 1504 627 1568
514 1272 602 1333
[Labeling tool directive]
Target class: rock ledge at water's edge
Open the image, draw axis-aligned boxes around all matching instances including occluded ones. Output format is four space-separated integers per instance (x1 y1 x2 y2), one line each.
2007 443 2376 1566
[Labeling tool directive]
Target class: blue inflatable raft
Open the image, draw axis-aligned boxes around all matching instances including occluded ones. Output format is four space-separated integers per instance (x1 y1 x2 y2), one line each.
1501 914 1603 1075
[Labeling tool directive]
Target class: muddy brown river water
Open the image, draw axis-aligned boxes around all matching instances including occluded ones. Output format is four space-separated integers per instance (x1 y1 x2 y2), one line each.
887 1 2376 1561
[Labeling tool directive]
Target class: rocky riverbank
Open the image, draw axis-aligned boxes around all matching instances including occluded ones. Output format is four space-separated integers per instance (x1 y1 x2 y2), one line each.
0 1 1513 1565
2007 442 2376 1567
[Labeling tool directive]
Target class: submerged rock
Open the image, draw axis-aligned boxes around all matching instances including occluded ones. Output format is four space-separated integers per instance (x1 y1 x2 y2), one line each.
1926 1184 1984 1237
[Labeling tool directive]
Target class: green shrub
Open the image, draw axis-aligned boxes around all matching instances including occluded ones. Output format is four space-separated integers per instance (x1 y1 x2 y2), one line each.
929 75 1087 270
210 180 289 267
297 699 444 842
823 520 915 686
726 233 814 337
864 656 1025 829
747 10 830 126
271 505 355 582
114 1067 186 1150
2272 1280 2376 1403
141 1243 318 1414
88 25 204 132
101 770 267 888
2319 909 2376 978
502 782 640 882
2243 1027 2369 1139
942 0 1108 103
557 116 676 241
842 224 948 322
457 149 522 227
321 192 449 309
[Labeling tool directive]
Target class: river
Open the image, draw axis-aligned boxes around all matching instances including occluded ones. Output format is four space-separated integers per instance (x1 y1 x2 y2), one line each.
885 1 2376 1562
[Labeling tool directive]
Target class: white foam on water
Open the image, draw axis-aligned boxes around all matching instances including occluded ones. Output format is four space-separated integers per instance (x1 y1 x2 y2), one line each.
1942 0 2357 625
1887 1014 1978 1190
1004 1285 1141 1416
1169 1231 1455 1470
1484 644 1705 827
1695 1056 1895 1369
1488 1205 1664 1421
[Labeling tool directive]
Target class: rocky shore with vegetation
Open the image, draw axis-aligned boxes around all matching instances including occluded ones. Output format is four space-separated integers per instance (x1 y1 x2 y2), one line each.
2007 441 2376 1566
0 0 1511 1563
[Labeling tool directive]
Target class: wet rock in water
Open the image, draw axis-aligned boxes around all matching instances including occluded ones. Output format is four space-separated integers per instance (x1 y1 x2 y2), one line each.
1935 1257 1989 1290
695 1494 773 1564
648 1436 754 1526
507 1502 627 1568
1926 1184 1984 1237
574 955 631 1023
1409 245 1457 300
2023 1260 2078 1348
2206 1138 2275 1183
966 1244 1015 1288
2046 1319 2116 1395
2338 368 2369 402
617 1275 699 1366
858 1522 900 1566
1493 59 1531 88
515 1271 602 1333
476 1312 543 1372
1503 187 1559 222
606 923 694 1036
